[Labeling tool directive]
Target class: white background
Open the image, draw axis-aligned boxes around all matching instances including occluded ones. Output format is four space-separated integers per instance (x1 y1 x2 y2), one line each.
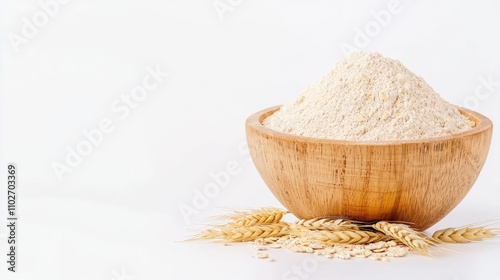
0 0 500 279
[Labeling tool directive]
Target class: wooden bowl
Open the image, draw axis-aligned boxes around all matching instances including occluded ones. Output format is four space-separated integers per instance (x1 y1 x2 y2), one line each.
246 106 493 230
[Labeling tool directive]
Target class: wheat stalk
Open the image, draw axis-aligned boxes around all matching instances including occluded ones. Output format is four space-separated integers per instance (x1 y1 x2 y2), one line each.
293 218 359 231
373 221 431 254
197 222 290 242
193 207 500 259
291 228 390 245
432 227 499 243
228 208 287 227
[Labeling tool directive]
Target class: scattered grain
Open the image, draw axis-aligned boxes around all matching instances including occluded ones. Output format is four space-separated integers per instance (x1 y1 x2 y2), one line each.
256 252 269 259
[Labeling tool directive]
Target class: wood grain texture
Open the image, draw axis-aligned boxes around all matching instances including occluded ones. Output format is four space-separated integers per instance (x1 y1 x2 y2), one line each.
246 106 493 230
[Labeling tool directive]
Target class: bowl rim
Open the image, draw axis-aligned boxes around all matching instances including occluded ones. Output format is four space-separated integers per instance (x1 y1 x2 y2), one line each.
246 106 493 145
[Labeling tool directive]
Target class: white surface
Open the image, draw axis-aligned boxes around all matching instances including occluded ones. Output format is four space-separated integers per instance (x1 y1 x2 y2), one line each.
0 0 499 279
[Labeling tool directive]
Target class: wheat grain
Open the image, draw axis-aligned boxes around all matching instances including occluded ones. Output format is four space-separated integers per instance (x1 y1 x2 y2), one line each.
373 221 431 254
291 228 390 245
293 218 359 231
197 222 290 242
255 252 269 259
432 227 499 243
253 234 409 261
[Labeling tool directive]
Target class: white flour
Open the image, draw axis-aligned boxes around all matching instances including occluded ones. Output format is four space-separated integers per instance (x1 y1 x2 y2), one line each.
263 52 474 141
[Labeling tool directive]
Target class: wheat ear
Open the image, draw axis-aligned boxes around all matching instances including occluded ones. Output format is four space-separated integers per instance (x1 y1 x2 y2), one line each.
432 227 499 243
293 218 359 231
291 228 390 245
197 222 290 242
373 221 431 254
228 208 288 227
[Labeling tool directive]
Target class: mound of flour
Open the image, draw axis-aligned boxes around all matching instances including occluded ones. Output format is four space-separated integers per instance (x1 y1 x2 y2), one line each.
263 52 474 141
